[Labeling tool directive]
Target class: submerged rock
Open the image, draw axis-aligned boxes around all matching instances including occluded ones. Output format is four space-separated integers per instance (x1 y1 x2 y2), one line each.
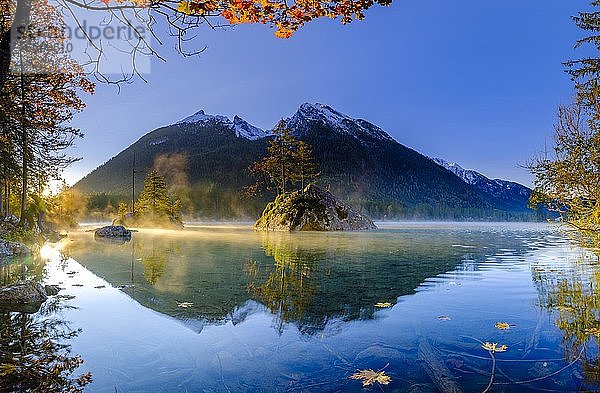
0 281 50 313
44 284 61 296
255 184 377 231
0 239 31 257
94 225 132 239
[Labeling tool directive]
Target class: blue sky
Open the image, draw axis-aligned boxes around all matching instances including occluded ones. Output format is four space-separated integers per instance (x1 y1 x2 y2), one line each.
66 0 581 187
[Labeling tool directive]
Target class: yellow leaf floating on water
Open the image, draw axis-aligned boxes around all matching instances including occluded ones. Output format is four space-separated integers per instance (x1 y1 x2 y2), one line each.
584 328 600 337
177 302 193 308
482 342 508 353
0 363 17 376
495 322 511 330
350 369 392 387
375 302 392 308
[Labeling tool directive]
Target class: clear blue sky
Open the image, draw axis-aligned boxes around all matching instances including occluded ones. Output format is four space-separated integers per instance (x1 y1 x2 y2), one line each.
65 0 582 187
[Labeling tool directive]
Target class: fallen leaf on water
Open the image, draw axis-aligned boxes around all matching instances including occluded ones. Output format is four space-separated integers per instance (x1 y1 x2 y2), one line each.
0 363 17 376
437 315 451 321
482 342 508 353
349 369 391 387
556 305 574 312
178 302 194 308
584 328 600 337
375 302 392 308
495 322 512 330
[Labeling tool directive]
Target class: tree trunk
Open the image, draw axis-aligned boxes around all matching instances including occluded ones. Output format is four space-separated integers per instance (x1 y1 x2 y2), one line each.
18 51 27 226
0 179 3 218
5 181 9 217
0 0 32 93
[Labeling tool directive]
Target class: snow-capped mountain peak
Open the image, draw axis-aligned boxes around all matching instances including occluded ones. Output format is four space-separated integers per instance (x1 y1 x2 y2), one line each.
433 158 480 184
297 102 352 126
233 115 269 140
432 158 531 200
176 110 267 140
177 109 230 125
287 102 395 143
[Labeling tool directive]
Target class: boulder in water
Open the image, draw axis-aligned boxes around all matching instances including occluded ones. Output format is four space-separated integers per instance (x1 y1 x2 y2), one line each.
0 281 50 313
255 185 377 231
94 225 132 239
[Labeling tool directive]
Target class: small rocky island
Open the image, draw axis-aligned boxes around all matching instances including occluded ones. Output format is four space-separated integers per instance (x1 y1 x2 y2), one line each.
255 184 377 231
94 225 133 239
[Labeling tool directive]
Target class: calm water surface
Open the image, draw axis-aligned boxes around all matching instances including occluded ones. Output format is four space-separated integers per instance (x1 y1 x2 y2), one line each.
3 222 600 392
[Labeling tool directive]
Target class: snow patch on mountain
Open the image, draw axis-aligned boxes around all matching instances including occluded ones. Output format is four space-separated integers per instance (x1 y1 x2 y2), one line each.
286 103 396 143
176 110 267 140
177 110 230 125
233 116 269 140
433 158 530 198
433 158 480 184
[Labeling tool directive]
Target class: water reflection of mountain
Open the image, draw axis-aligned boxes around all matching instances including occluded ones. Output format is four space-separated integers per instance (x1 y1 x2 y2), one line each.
61 226 547 334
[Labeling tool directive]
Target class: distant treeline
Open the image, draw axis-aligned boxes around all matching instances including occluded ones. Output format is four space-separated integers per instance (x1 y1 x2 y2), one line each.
84 191 546 222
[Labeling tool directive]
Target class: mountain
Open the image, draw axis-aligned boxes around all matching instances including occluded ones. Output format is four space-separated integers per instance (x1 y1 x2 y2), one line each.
74 103 535 220
432 158 532 212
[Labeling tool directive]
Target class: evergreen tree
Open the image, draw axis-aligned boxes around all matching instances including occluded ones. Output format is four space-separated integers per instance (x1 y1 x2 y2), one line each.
565 2 600 120
248 120 319 195
137 170 181 221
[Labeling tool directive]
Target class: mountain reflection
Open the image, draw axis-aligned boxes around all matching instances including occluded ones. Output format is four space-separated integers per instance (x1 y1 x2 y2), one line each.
61 226 538 334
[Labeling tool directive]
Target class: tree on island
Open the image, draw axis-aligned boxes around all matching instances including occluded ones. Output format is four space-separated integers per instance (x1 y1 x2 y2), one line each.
134 170 182 226
248 120 319 196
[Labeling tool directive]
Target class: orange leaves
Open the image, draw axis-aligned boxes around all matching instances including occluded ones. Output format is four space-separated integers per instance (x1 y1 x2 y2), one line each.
174 0 388 38
274 24 294 38
178 0 220 15
177 1 192 14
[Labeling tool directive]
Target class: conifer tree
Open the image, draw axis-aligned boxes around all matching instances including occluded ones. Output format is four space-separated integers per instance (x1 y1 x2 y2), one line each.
248 120 319 195
137 170 181 221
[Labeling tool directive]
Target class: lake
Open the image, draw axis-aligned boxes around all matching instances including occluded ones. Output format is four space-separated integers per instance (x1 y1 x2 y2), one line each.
1 222 599 392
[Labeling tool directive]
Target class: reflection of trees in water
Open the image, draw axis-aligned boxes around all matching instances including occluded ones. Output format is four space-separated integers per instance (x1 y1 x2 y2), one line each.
247 232 485 335
134 239 180 286
140 251 168 285
0 298 91 392
246 239 320 334
533 251 600 388
0 254 45 287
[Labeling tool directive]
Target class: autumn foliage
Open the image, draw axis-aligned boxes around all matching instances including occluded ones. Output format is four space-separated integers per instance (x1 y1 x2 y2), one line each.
110 0 391 38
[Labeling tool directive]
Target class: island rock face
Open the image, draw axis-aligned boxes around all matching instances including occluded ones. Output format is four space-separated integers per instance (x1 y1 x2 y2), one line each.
94 225 132 239
0 239 31 256
255 185 377 231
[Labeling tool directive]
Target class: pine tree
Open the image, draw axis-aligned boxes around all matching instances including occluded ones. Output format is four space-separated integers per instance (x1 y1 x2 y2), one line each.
248 120 319 195
565 2 600 120
137 170 182 222
294 141 320 190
